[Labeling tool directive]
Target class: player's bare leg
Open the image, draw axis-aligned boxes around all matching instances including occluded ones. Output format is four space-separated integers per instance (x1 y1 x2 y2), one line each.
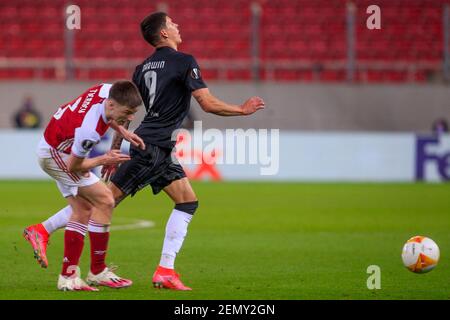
57 193 98 291
85 182 132 288
164 177 197 204
24 182 132 289
23 184 98 270
152 177 198 291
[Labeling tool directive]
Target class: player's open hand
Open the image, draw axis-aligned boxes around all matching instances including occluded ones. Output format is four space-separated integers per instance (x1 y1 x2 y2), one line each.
121 130 146 150
102 149 131 166
241 96 265 115
101 164 117 182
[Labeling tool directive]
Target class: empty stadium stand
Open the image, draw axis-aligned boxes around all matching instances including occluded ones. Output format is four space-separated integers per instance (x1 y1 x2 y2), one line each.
0 0 448 82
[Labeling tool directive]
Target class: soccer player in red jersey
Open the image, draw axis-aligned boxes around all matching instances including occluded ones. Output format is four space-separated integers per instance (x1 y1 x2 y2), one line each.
25 13 264 291
24 81 145 291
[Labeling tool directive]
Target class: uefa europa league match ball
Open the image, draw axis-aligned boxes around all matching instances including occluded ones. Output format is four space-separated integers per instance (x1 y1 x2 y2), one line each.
401 236 440 273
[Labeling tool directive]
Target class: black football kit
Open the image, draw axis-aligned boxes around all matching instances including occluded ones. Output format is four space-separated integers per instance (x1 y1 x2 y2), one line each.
111 46 207 195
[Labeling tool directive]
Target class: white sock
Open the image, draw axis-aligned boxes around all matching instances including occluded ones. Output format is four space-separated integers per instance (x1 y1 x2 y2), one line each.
88 220 111 233
159 209 193 269
42 205 72 234
66 221 88 236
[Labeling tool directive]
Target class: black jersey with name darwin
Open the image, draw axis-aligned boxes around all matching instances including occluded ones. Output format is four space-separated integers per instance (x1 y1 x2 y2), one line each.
132 46 207 149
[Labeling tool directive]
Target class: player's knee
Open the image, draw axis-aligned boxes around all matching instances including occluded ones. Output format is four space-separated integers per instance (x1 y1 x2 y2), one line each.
104 196 115 211
97 191 115 212
174 200 199 215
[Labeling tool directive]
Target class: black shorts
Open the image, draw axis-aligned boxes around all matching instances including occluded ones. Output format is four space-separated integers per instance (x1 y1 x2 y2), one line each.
111 144 186 196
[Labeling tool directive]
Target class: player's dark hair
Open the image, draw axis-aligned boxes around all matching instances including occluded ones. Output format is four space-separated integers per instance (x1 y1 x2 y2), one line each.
140 12 168 46
109 80 143 108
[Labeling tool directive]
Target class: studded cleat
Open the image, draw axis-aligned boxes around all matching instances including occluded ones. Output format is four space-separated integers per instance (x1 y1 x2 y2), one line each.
58 273 99 292
86 266 133 289
23 224 50 268
152 266 192 291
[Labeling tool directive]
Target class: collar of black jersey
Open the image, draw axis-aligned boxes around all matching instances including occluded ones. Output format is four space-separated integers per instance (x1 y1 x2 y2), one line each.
156 46 176 52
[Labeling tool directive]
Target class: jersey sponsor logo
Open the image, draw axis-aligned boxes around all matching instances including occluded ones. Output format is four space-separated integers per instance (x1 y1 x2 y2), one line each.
190 68 201 80
81 139 96 151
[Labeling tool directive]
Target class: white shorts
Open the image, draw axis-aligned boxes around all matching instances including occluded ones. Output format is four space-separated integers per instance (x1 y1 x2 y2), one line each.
38 148 99 198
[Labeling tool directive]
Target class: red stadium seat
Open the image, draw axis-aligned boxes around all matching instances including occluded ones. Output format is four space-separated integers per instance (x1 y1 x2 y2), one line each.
0 0 446 82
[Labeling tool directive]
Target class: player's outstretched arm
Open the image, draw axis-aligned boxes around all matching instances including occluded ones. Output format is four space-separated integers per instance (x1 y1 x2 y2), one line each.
67 150 131 173
192 88 265 116
109 120 145 150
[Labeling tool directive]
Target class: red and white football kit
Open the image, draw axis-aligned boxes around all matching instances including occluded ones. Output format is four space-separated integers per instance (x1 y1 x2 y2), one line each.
36 83 112 197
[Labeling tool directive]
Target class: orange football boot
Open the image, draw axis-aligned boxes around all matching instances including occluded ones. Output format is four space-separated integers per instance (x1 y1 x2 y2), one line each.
23 223 49 268
152 266 192 291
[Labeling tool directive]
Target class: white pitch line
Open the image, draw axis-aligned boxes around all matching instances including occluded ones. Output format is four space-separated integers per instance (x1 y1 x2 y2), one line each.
110 219 155 231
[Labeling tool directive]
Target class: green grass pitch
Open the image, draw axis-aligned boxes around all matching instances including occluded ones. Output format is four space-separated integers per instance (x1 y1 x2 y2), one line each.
0 180 449 300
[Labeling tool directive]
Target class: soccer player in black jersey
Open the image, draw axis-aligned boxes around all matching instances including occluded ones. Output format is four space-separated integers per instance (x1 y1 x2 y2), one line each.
24 12 264 291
